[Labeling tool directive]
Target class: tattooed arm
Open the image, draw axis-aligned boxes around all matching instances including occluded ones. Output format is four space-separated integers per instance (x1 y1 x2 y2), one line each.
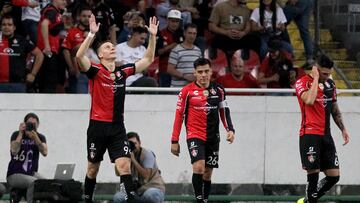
331 102 350 145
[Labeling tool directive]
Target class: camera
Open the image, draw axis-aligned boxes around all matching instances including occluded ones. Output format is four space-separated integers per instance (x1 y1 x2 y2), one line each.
25 122 35 131
128 140 136 151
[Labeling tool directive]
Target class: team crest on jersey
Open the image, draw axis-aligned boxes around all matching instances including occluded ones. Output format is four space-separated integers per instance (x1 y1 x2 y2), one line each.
325 81 330 88
210 88 216 95
110 73 116 80
115 71 122 79
203 90 209 97
191 149 198 157
13 39 18 44
318 83 324 90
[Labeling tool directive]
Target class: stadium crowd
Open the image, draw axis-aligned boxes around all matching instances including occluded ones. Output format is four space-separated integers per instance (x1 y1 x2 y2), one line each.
0 0 313 93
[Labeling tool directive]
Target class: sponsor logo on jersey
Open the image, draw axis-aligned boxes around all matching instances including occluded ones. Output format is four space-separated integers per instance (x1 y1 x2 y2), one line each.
191 149 198 157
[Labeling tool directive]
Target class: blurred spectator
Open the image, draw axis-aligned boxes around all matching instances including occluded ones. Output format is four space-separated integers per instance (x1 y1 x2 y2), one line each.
6 113 47 203
257 40 296 89
156 0 191 30
88 0 117 44
36 0 66 93
167 23 201 87
115 26 158 87
216 50 259 94
250 0 293 58
10 0 43 44
0 15 44 93
62 5 92 93
113 132 165 203
282 0 314 67
156 9 183 87
117 11 145 44
208 0 261 62
0 1 12 19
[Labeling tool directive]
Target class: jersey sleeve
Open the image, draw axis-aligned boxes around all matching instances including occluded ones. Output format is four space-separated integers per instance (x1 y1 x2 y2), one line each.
44 8 58 23
82 63 100 79
120 63 136 78
140 150 156 169
10 131 19 141
295 77 309 97
218 86 235 133
171 87 189 143
11 0 29 6
38 133 47 143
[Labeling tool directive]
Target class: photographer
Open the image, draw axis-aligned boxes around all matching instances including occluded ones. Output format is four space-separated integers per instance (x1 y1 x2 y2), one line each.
114 132 165 203
6 113 47 203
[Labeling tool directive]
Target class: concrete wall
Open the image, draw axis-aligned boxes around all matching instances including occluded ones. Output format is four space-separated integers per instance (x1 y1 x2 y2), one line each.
0 94 359 184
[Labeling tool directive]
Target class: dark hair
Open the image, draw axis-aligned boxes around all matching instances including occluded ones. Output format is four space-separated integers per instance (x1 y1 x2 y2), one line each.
131 26 148 36
1 14 15 25
95 40 112 55
127 132 140 142
317 54 334 69
24 113 39 123
259 0 277 31
78 5 92 15
184 23 197 31
193 57 211 69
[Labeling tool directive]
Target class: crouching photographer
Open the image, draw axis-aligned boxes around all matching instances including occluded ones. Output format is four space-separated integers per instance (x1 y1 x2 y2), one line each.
6 113 47 203
114 132 165 203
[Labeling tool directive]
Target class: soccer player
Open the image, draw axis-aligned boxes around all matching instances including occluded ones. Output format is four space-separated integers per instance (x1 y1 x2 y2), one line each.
171 58 235 203
76 14 159 203
295 55 350 203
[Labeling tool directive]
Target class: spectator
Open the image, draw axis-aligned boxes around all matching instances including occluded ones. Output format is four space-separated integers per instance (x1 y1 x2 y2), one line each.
257 40 296 90
113 132 165 203
216 50 259 94
6 113 48 203
250 0 293 58
156 9 183 87
62 5 92 93
117 11 146 44
0 15 44 93
89 0 117 44
167 23 202 87
9 0 42 44
282 0 314 67
0 1 12 19
208 0 261 62
156 0 191 30
36 0 66 93
115 26 158 87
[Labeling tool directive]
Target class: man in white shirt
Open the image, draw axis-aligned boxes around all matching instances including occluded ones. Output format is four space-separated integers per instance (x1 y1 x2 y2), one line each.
116 26 157 87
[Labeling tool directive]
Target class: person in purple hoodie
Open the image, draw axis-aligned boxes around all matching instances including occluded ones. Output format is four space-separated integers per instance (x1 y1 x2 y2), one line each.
6 113 48 203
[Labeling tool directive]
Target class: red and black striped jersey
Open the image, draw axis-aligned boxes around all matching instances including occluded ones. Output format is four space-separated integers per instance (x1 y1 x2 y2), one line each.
0 34 36 83
84 63 135 123
172 82 234 142
295 74 337 136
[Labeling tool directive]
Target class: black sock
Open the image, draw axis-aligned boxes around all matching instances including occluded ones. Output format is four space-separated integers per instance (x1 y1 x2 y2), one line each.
306 173 319 203
192 173 204 203
120 175 136 203
203 180 211 203
317 176 339 199
84 176 96 203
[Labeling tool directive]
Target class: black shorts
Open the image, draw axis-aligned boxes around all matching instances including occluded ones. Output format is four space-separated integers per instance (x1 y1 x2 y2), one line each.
87 120 131 163
299 134 339 171
187 138 220 168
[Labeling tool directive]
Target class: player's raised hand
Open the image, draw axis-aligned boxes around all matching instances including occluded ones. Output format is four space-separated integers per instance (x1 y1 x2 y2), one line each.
171 143 180 156
311 66 319 80
89 14 100 34
226 131 235 144
145 16 159 36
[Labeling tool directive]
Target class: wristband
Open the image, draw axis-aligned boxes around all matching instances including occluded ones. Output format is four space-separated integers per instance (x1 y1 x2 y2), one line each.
87 32 95 38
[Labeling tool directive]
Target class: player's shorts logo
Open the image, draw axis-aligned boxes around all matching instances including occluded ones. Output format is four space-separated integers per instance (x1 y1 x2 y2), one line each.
308 154 315 163
191 149 198 157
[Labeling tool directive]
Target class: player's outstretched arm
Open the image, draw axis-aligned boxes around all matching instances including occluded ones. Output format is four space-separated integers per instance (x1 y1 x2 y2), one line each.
76 14 99 72
331 102 350 145
135 16 159 73
300 66 319 105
